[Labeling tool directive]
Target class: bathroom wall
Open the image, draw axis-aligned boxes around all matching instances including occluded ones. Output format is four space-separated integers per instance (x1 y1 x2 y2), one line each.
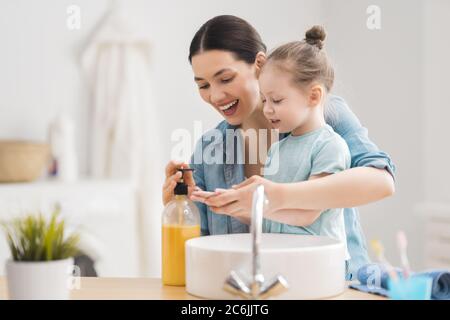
422 0 450 202
321 0 425 268
1 0 447 274
0 0 89 171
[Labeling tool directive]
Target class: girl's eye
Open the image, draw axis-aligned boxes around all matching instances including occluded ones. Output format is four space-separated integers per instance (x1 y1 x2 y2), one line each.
261 98 266 104
199 84 210 90
272 99 283 104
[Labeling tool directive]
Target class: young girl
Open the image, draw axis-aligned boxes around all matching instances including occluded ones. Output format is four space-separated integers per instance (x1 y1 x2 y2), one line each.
259 26 350 258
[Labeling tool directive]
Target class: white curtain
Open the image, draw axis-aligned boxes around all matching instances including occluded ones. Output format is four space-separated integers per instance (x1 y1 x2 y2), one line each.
81 7 164 277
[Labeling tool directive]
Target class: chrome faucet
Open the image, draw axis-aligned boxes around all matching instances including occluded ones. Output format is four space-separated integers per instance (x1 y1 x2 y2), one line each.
223 184 289 299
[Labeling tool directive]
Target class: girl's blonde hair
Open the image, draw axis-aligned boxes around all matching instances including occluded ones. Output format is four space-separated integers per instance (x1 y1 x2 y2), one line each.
266 25 334 92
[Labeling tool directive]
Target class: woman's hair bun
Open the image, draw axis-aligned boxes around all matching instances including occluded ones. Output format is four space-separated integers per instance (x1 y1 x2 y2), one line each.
305 25 326 50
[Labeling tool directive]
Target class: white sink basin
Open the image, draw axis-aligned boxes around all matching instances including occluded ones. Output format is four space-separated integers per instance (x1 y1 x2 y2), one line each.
186 233 346 299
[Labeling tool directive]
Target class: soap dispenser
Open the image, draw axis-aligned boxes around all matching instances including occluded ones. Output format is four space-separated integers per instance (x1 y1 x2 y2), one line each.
162 168 201 286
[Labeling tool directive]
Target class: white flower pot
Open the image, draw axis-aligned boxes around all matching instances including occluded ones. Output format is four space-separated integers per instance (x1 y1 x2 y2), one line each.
6 258 75 300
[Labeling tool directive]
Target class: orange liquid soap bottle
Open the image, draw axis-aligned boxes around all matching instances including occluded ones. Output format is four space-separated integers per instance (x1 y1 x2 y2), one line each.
162 168 200 286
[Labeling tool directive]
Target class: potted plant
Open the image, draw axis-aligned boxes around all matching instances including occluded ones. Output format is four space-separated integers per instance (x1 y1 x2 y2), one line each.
1 209 80 300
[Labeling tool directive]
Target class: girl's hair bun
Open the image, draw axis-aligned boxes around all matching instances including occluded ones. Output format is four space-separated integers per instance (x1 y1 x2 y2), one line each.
305 25 326 50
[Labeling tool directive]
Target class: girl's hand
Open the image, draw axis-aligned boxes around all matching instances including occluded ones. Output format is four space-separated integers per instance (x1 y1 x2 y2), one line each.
203 176 282 221
162 160 196 205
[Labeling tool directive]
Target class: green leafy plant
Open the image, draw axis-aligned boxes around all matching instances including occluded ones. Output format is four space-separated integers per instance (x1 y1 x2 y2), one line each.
1 209 80 262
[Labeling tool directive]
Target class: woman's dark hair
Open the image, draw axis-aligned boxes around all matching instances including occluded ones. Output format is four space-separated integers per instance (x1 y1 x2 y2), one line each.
188 15 266 64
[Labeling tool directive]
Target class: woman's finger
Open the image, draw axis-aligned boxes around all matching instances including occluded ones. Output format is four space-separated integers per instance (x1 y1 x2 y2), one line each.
187 184 198 197
163 180 176 192
192 190 215 198
210 201 241 215
231 175 259 189
162 180 177 205
183 168 196 187
214 188 228 194
165 160 189 178
165 160 182 177
190 195 207 203
205 190 238 207
165 161 196 189
163 169 190 204
165 172 181 188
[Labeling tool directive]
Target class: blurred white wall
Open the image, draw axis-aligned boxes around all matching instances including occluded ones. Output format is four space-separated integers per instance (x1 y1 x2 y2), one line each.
321 0 425 268
423 0 450 201
0 0 448 274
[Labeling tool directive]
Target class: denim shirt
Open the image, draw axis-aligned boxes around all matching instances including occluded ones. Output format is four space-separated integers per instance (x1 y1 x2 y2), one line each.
189 95 396 280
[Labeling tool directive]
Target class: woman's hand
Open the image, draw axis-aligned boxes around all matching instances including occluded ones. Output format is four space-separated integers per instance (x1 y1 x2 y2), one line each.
192 175 282 222
162 160 197 206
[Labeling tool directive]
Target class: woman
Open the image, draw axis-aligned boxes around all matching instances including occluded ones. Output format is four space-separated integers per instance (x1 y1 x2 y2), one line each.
162 15 395 280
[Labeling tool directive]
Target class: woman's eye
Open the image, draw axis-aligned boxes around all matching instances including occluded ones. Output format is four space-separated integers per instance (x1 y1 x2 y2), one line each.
221 77 234 84
261 98 266 104
272 99 283 104
199 84 210 90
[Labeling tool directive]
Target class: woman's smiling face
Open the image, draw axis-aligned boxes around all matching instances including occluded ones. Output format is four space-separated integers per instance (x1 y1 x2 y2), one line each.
191 50 262 126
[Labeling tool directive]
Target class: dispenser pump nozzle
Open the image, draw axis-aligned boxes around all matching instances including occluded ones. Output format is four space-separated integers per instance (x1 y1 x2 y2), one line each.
174 168 194 195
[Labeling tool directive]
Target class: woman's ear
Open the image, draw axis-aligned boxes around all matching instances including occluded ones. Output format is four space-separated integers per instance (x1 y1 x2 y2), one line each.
255 52 266 77
308 84 324 107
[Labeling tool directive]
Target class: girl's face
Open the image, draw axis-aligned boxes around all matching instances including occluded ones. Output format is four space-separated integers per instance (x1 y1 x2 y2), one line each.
191 50 262 126
259 63 312 134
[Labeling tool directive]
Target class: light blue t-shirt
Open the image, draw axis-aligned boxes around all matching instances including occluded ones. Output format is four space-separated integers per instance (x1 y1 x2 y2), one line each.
263 124 351 259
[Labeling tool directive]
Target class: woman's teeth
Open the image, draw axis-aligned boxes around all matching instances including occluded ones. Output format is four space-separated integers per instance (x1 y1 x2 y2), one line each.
219 100 238 111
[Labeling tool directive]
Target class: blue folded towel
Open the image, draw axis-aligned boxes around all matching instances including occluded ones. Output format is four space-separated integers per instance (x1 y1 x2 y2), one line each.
349 263 450 300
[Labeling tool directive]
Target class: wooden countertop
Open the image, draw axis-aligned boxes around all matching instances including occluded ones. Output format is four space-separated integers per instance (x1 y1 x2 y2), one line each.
0 277 385 300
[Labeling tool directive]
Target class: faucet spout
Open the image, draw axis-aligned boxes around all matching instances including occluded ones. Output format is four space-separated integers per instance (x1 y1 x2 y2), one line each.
223 184 289 299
